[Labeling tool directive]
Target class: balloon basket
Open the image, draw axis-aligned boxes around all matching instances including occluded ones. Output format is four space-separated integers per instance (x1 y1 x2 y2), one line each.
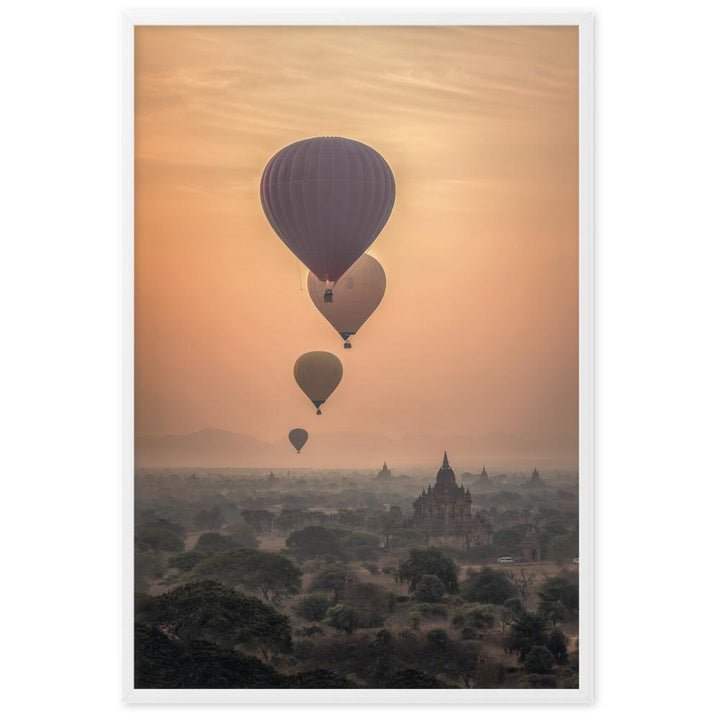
323 289 333 303
316 409 322 415
344 341 352 349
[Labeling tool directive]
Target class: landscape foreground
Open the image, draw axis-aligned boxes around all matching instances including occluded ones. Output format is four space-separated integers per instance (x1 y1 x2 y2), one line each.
134 458 579 689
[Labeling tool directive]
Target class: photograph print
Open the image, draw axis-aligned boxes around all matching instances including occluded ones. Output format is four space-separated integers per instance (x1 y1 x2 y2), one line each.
131 21 587 695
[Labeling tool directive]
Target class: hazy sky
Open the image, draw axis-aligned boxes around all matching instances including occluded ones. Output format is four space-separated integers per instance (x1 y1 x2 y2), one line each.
135 26 578 464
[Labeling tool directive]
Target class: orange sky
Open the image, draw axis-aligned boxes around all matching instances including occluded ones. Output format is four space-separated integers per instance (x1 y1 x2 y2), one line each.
135 26 578 467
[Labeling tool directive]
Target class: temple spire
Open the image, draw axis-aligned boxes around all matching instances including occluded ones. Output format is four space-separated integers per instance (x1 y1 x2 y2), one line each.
442 451 449 469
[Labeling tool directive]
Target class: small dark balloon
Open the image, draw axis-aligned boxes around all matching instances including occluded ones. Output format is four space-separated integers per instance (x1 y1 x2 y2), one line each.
288 428 309 453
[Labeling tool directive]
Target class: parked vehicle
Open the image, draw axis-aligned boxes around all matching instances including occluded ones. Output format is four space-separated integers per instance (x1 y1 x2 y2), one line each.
497 556 514 564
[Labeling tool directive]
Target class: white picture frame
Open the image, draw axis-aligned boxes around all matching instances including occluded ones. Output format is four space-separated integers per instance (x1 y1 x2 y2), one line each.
122 8 594 704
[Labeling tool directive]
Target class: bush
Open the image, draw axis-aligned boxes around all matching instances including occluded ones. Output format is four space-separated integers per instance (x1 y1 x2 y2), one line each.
398 547 459 593
546 628 569 665
309 564 348 600
414 603 449 619
453 603 495 629
538 576 579 621
325 604 361 634
136 527 185 553
294 594 333 622
505 612 551 662
460 567 518 605
168 550 209 572
344 581 388 627
194 533 238 553
414 574 446 603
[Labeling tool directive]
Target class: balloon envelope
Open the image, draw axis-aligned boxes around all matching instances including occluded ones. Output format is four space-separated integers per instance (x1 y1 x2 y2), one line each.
260 137 395 282
307 254 386 347
293 351 343 414
288 428 309 453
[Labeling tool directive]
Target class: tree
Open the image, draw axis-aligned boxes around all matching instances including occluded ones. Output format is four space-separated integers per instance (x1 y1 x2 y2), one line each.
167 550 210 572
505 569 537 610
398 547 459 593
538 576 579 622
294 594 333 622
194 532 239 552
523 645 555 674
134 623 283 689
224 520 259 548
190 549 302 604
414 574 446 603
546 628 569 665
309 563 348 601
453 604 495 630
343 581 388 627
286 526 342 561
135 527 184 553
505 612 550 662
460 567 518 605
325 604 361 634
137 581 292 661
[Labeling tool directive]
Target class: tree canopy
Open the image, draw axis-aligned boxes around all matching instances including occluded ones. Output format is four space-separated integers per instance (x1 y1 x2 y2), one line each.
190 549 302 603
460 567 519 605
137 581 292 660
398 547 459 593
414 574 446 603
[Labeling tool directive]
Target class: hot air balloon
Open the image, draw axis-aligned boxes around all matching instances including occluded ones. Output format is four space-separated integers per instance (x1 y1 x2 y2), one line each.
307 254 386 349
288 428 309 453
260 137 395 301
293 351 343 415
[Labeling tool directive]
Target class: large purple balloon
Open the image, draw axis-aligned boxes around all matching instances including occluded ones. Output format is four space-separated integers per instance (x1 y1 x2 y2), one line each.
260 137 395 283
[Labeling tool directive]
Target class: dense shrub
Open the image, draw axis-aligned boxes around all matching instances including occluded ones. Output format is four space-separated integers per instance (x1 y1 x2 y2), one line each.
398 547 459 593
294 594 333 622
414 574 446 603
523 645 555 674
460 567 518 605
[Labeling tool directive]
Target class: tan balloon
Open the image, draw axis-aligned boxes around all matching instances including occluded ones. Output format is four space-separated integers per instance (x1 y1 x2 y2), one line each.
307 254 386 348
293 351 343 415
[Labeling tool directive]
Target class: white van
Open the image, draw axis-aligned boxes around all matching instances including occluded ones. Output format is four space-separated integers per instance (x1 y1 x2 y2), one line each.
497 556 514 564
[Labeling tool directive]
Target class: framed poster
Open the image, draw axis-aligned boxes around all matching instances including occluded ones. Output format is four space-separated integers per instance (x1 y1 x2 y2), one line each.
122 9 594 704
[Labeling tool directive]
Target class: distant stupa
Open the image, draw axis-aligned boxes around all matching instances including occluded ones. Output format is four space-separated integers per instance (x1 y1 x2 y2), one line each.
525 467 545 488
376 461 392 482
